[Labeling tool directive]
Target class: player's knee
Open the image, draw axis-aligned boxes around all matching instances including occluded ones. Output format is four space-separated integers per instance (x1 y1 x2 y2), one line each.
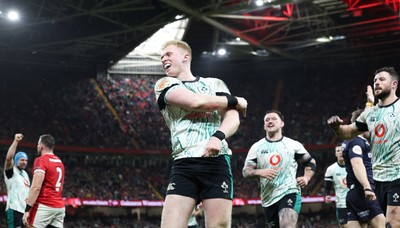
207 218 230 228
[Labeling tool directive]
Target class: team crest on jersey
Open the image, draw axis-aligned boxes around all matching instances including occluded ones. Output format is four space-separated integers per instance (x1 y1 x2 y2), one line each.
388 112 396 122
369 116 376 122
200 86 209 93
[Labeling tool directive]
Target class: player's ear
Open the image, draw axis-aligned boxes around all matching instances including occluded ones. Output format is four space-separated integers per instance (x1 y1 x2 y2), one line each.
281 121 285 128
183 53 190 62
392 79 398 89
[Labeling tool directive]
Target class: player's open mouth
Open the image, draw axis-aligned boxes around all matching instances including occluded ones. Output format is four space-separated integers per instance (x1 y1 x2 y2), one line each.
163 63 171 70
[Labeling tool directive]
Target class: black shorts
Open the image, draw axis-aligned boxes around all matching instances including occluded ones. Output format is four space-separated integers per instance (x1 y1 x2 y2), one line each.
262 193 302 228
375 178 400 214
166 155 233 201
336 207 348 225
7 208 24 228
346 188 383 223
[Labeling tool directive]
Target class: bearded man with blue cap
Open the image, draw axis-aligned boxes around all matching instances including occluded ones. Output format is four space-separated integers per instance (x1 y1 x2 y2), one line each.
4 133 30 228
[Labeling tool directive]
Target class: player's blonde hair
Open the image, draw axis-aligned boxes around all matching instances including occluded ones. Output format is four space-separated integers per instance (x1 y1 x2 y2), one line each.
161 40 192 59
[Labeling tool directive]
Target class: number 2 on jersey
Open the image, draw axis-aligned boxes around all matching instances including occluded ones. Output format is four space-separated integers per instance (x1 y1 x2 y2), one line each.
55 167 63 192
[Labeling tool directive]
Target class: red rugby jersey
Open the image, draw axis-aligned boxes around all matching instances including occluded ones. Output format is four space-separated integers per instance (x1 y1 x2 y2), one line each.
33 153 65 208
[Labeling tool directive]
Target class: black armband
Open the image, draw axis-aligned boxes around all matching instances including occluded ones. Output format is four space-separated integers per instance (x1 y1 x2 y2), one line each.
25 204 32 212
355 121 368 132
304 160 316 172
216 92 238 109
324 181 333 195
364 188 373 193
212 130 226 141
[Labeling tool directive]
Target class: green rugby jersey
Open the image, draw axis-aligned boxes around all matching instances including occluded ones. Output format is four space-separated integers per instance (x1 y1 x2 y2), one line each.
357 98 400 182
4 166 30 213
245 136 306 207
155 76 232 160
324 162 348 208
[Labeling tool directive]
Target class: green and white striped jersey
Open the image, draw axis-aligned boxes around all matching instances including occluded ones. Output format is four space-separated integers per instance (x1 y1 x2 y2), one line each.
245 136 307 207
155 76 232 160
357 98 400 182
324 162 348 208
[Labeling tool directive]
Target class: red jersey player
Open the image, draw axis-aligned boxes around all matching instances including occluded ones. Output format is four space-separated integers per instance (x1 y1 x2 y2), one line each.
23 134 65 228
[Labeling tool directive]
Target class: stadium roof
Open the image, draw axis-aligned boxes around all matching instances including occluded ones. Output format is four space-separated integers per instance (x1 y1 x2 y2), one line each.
1 0 400 77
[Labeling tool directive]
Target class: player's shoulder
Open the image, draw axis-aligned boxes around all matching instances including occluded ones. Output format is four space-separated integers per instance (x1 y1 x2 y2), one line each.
282 136 304 147
200 76 228 86
200 76 224 82
252 137 268 147
347 136 366 147
155 77 180 92
326 162 338 171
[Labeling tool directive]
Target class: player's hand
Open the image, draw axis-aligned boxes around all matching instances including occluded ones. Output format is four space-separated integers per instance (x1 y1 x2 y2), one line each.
325 195 332 204
296 176 309 188
15 133 23 142
202 137 222 157
235 97 248 118
22 211 32 228
364 188 376 201
258 168 278 180
327 116 343 130
366 85 375 104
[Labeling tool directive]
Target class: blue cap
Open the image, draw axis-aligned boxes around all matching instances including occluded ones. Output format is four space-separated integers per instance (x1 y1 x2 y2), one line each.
14 152 28 165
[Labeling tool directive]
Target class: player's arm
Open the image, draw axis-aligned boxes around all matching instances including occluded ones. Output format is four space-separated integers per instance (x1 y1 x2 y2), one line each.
202 108 240 157
242 160 278 180
166 87 247 115
26 171 44 208
217 108 240 139
327 117 361 140
323 164 335 203
324 180 334 203
296 152 316 188
23 170 45 226
350 150 376 201
5 133 23 171
350 157 372 191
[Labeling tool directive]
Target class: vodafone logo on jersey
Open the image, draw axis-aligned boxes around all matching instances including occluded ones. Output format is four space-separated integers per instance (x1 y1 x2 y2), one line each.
374 124 386 138
269 154 281 166
342 178 347 186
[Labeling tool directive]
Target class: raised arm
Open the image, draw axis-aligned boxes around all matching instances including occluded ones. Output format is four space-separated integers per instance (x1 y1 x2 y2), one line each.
327 116 361 140
4 133 23 170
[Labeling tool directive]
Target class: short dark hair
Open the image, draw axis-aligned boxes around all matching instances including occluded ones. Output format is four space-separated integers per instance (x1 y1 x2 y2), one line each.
375 67 399 81
265 110 284 122
39 134 55 149
350 109 363 123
